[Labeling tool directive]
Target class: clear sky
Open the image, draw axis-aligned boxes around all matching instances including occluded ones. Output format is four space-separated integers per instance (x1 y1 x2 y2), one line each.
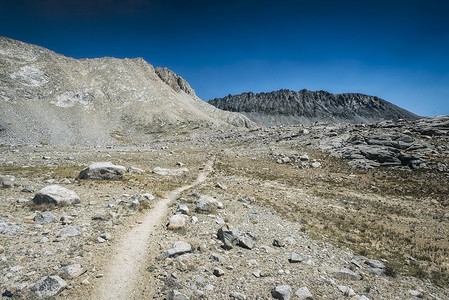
1 0 448 116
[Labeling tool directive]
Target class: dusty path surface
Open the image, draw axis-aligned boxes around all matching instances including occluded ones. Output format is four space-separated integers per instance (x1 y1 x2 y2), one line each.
91 158 214 300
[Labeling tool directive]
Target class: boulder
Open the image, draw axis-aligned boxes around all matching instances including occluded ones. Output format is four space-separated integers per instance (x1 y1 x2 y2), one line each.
79 162 126 180
32 185 80 206
32 276 67 298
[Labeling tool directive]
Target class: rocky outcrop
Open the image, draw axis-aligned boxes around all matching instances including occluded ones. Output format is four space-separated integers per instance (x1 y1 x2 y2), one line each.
209 89 420 126
155 67 195 96
0 37 255 146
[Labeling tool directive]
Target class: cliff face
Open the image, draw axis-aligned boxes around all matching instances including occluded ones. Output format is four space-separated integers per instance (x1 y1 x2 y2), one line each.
209 89 421 126
0 37 254 146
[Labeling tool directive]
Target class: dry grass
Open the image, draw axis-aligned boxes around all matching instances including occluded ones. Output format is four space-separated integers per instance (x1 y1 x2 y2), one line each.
212 149 449 287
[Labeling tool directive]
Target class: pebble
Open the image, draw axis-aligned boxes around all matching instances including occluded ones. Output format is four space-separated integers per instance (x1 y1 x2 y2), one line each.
213 267 225 277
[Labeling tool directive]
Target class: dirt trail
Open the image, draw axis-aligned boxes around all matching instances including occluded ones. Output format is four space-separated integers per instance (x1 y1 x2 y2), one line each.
91 158 214 300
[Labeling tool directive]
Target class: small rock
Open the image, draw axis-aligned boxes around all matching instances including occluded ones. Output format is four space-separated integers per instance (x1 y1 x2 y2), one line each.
158 241 192 260
0 175 14 189
213 267 225 277
59 178 71 184
217 225 239 250
238 236 255 250
167 290 190 300
337 285 356 297
81 279 90 285
92 215 109 221
215 182 228 190
176 203 189 215
289 252 304 263
364 259 385 269
210 253 226 263
59 264 87 279
97 237 106 243
408 289 424 297
56 226 81 237
100 233 112 240
153 167 189 176
128 166 145 173
32 275 67 298
294 287 313 299
299 153 309 161
333 268 362 281
271 285 292 300
229 291 246 299
0 245 4 254
311 162 321 168
60 215 73 225
168 214 187 230
0 220 21 236
34 211 57 224
32 185 80 206
273 239 286 247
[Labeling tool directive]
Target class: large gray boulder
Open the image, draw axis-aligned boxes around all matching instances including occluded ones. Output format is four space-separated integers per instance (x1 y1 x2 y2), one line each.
32 185 80 206
79 162 126 180
32 275 67 298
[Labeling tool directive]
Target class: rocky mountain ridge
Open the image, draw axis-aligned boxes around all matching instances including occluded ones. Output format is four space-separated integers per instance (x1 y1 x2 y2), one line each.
209 89 420 126
0 37 254 146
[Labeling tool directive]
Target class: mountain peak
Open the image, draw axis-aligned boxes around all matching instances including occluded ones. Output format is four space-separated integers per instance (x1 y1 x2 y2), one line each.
209 89 420 126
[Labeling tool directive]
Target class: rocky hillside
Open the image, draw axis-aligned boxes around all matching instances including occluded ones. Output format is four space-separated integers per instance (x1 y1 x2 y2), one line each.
0 37 254 146
209 89 421 126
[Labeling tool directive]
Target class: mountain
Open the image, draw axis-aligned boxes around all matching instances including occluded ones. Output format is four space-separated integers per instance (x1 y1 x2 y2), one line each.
0 37 254 146
209 89 421 126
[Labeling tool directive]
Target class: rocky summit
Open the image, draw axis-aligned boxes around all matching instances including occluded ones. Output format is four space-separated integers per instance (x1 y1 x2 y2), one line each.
0 37 254 146
209 89 420 126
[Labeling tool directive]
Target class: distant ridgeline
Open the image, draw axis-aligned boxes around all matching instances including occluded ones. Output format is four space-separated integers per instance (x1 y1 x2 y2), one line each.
209 89 420 127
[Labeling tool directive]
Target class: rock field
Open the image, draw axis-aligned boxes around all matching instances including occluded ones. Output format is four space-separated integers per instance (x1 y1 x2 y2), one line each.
1 117 449 299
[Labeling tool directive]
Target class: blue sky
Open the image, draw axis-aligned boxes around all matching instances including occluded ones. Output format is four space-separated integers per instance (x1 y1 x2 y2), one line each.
1 0 448 116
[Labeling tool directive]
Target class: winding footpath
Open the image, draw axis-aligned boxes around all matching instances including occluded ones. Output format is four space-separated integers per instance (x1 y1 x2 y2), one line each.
91 158 214 300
